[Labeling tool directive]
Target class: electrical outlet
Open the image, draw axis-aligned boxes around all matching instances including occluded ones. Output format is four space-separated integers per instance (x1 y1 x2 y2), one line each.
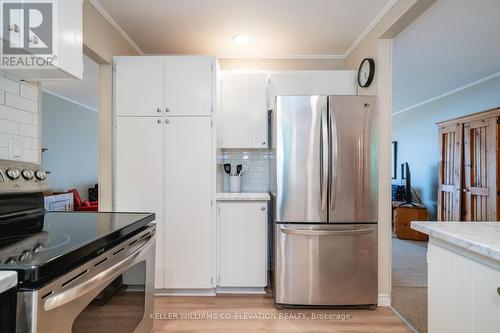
9 139 23 160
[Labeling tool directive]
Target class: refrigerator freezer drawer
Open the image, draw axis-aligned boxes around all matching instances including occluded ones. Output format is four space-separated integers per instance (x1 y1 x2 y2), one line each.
274 224 377 306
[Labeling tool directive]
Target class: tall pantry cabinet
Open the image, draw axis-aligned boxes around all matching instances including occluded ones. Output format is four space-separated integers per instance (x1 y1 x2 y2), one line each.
113 56 217 291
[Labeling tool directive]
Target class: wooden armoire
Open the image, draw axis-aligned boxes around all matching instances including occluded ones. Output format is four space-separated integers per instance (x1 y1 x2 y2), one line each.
437 107 500 221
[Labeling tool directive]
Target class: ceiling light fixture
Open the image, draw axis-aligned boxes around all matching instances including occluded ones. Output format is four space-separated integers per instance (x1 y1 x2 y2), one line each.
233 34 251 44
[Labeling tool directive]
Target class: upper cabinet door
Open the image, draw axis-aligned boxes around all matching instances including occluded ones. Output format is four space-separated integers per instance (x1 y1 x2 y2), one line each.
165 57 213 116
114 57 164 116
268 72 311 109
220 72 268 148
310 70 357 95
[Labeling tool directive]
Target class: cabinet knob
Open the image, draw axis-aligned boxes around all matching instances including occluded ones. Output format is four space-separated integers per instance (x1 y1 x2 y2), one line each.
156 108 161 113
157 119 162 124
165 119 170 124
165 107 170 113
262 142 266 146
261 207 266 211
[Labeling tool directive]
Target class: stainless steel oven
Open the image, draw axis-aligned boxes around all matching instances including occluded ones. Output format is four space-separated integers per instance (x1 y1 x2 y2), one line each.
16 225 155 333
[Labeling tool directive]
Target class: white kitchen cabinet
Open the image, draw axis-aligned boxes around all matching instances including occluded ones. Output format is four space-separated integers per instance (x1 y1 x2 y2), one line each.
1 0 83 80
310 70 357 95
428 242 500 333
113 56 216 292
114 56 214 117
268 71 311 109
114 58 164 116
217 201 267 288
164 117 213 289
219 72 268 148
113 116 165 288
165 57 213 116
268 71 357 108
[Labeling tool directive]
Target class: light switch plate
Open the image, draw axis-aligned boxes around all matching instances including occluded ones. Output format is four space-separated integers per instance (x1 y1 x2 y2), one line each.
9 138 23 160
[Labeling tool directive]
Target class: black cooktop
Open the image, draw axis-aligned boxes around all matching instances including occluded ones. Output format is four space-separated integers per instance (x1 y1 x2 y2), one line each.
0 212 155 290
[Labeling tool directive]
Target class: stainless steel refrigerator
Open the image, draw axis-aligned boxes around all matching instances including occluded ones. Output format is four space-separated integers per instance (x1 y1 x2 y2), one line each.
273 95 378 308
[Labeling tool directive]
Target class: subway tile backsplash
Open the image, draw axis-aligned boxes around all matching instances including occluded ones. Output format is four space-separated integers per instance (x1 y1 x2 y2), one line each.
218 149 275 193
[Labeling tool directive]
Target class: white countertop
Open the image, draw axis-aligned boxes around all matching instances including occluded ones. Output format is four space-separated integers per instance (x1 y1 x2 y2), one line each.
411 221 500 262
216 192 271 201
0 271 17 293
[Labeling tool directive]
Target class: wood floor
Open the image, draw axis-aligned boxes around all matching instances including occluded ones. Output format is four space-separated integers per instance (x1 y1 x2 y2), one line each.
153 295 412 333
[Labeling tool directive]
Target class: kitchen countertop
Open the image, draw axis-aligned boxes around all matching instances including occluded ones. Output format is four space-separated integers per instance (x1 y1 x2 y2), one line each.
216 192 271 201
411 221 500 262
0 271 17 293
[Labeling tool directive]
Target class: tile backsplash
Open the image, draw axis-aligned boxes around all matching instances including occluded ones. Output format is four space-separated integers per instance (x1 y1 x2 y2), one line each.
0 72 40 163
218 149 275 193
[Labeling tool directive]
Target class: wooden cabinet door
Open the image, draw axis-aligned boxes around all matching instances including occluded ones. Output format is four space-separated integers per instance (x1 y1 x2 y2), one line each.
114 117 165 288
219 72 268 148
217 202 267 287
164 117 213 288
463 117 498 221
437 124 462 221
114 57 164 116
164 57 213 116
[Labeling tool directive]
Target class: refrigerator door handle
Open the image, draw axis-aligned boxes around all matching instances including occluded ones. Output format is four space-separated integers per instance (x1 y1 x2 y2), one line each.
329 109 339 211
280 226 375 236
320 107 328 210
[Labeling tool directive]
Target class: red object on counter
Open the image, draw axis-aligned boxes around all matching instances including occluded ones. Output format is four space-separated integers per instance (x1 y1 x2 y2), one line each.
68 189 98 211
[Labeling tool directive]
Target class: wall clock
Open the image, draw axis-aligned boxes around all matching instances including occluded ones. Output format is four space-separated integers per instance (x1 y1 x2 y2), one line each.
357 58 375 88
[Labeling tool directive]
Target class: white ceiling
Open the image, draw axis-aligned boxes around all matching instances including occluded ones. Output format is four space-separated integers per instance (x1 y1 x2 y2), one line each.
393 0 500 113
94 0 393 58
42 55 99 111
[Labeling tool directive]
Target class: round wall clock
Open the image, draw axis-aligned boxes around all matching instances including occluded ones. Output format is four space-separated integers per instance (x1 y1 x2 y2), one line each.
357 58 375 88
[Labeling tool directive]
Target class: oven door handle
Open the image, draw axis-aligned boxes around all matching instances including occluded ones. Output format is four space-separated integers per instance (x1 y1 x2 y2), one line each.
43 235 154 312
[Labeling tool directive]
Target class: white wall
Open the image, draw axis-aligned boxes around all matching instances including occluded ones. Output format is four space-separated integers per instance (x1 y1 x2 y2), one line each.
42 92 98 200
392 75 500 218
0 73 40 163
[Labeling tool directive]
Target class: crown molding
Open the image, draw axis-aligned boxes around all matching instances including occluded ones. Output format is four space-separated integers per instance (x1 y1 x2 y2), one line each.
42 89 98 112
218 54 345 60
393 71 500 116
87 0 144 55
344 0 398 58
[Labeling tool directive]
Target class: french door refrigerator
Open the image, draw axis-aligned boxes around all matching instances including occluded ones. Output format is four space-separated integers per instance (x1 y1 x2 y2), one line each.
273 95 378 308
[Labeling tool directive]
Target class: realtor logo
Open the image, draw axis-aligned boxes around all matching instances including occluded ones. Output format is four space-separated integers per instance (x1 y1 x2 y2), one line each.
3 2 53 54
1 0 57 69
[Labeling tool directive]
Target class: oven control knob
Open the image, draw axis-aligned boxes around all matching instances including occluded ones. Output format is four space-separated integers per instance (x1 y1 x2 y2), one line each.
22 169 35 180
35 170 47 180
34 244 45 253
19 251 32 263
6 168 20 180
5 257 17 265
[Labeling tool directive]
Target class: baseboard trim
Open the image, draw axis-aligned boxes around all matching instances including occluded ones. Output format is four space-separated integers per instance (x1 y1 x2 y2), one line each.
216 287 266 294
378 293 391 307
155 288 216 296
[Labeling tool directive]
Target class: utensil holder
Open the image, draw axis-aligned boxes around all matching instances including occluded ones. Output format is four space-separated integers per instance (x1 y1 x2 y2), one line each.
229 176 242 193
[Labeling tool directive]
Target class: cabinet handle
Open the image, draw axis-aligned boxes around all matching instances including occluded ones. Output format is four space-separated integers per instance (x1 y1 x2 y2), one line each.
261 207 266 211
156 108 161 113
497 287 500 296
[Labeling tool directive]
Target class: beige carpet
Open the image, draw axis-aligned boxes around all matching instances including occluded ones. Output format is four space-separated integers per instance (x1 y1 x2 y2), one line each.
392 237 428 333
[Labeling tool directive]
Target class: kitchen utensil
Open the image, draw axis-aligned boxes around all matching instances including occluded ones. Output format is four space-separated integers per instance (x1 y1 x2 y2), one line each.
236 164 242 176
223 163 231 175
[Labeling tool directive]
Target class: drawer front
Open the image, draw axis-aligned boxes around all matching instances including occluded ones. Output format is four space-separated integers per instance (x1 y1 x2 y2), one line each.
275 224 377 306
